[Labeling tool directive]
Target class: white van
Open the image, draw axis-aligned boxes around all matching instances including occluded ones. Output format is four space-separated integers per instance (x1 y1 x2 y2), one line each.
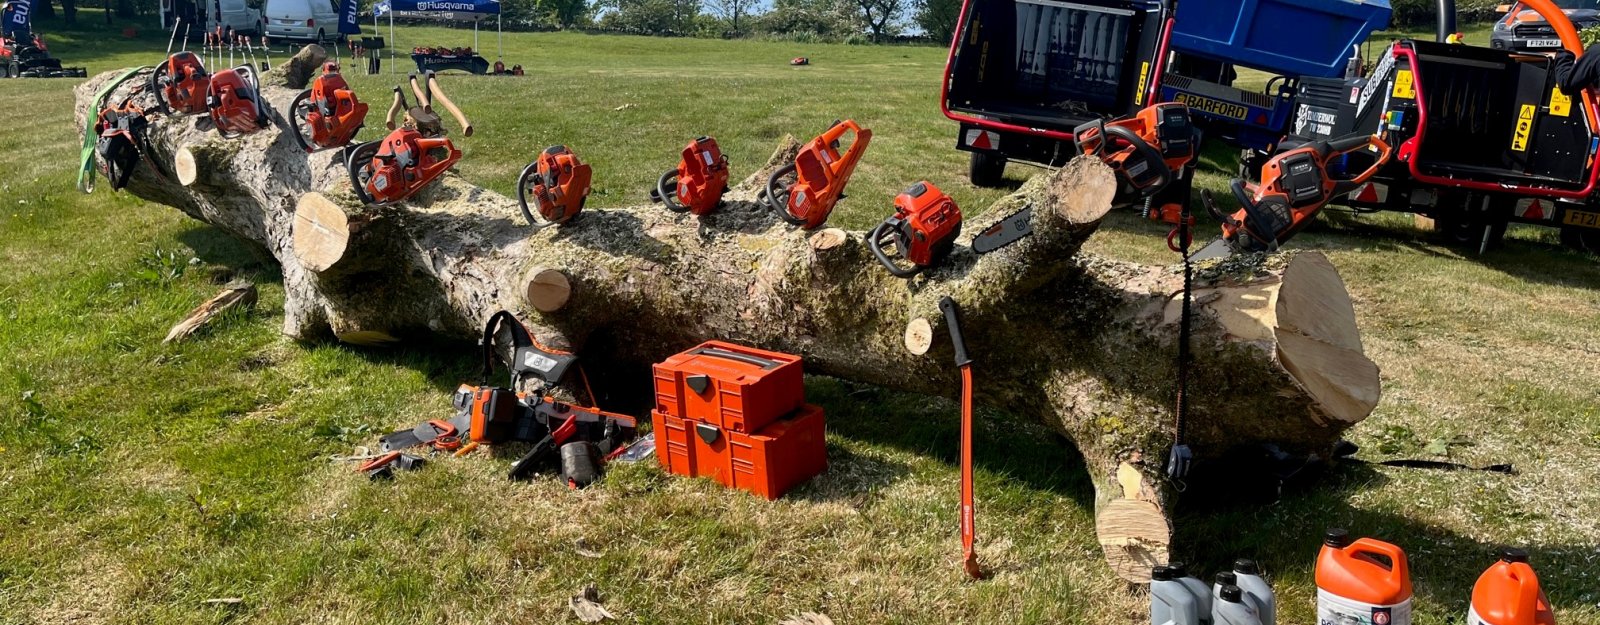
263 0 341 44
204 0 264 35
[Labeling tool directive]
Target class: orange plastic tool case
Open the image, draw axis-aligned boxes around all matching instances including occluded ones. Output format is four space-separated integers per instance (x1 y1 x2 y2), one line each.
653 403 827 500
652 341 803 434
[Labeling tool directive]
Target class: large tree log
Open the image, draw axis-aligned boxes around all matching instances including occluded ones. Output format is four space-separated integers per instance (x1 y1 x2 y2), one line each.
74 55 1381 582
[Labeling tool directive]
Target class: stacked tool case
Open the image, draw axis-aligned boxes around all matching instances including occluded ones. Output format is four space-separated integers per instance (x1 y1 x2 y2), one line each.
651 341 826 499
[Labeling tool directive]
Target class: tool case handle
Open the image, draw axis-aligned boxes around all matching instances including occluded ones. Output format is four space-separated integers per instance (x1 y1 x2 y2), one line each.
687 346 785 370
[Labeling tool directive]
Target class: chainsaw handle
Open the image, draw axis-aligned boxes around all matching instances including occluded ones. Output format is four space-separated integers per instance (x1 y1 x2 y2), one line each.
939 296 972 368
868 220 921 279
1231 179 1257 215
385 86 405 131
425 72 473 137
1328 135 1394 196
1072 118 1108 157
1105 124 1172 193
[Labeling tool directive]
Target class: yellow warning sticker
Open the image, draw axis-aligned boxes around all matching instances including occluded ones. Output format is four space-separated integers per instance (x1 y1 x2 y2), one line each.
1393 70 1415 99
1512 104 1536 152
1551 88 1572 117
1135 62 1149 105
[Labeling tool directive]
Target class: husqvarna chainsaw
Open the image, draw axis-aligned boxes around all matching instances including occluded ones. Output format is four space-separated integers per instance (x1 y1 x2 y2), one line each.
289 62 368 153
651 135 729 216
517 145 592 230
764 119 871 230
151 21 209 115
869 181 963 278
94 98 162 192
1199 133 1392 256
1074 103 1198 223
206 64 269 138
346 71 472 206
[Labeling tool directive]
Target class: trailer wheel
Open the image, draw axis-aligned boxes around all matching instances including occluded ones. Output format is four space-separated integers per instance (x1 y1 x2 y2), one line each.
968 151 1007 188
1560 226 1600 254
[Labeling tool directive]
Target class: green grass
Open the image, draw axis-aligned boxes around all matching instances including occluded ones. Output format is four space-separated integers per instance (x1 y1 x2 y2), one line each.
3 15 1599 625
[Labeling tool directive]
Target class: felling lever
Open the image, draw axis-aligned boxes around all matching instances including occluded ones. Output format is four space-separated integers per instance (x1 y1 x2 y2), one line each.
869 181 963 278
289 62 369 153
1208 133 1393 254
940 296 983 580
765 119 872 229
346 71 471 206
1074 103 1197 220
518 145 592 229
652 135 730 216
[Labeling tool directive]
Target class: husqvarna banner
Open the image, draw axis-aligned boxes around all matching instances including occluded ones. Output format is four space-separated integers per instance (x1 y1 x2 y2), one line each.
2 0 31 38
374 0 498 20
337 0 361 34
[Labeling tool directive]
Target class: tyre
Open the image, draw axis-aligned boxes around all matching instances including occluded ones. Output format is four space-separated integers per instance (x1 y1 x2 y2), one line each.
1561 225 1600 254
968 151 1007 188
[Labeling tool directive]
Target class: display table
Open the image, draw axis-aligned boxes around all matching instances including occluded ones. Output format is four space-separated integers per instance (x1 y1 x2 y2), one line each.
410 51 489 74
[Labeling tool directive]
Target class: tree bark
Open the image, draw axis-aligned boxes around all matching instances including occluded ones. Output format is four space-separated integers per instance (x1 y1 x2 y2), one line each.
75 56 1382 582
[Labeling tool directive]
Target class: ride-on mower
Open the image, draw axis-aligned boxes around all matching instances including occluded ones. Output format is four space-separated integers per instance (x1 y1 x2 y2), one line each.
869 181 963 278
517 145 592 230
1073 102 1199 221
0 0 85 78
765 119 872 230
652 135 729 216
1203 133 1392 254
347 71 473 206
206 65 270 138
289 62 369 153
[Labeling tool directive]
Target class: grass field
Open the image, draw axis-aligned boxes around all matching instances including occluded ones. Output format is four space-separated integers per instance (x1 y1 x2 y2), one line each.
2 14 1598 625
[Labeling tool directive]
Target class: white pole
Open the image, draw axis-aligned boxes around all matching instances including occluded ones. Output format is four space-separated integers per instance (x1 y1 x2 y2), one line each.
497 15 501 61
389 12 394 75
473 18 478 52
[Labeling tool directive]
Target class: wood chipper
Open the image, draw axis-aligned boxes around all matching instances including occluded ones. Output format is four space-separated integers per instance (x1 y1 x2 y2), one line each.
1284 0 1600 252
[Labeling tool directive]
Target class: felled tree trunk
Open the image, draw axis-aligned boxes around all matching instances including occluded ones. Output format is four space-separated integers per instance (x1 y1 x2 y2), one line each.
74 51 1381 582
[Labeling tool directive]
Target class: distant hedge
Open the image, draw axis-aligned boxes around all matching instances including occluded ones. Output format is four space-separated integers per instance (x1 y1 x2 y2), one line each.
1390 0 1502 28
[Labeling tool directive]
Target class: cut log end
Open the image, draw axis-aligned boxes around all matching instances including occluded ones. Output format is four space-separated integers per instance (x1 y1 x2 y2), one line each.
1094 461 1172 584
903 318 934 355
524 266 572 313
809 228 848 252
1048 157 1118 224
175 147 199 187
292 192 352 273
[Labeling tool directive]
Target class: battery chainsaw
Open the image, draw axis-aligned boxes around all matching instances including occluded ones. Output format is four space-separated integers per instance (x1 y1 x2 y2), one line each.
869 181 963 278
517 145 592 230
206 64 269 138
765 119 872 230
94 99 161 192
346 71 472 206
1204 133 1392 254
1074 103 1198 218
151 50 210 115
652 135 729 216
289 62 369 153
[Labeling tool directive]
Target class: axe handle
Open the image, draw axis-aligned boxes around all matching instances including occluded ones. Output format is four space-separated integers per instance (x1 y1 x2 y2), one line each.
408 73 431 110
385 87 405 131
426 73 473 137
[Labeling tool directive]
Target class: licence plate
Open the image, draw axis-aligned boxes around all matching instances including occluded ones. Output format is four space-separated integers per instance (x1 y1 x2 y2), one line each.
1527 39 1563 48
1564 209 1600 229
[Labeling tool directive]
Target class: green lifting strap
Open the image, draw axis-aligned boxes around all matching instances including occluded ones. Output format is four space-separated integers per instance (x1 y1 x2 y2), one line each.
78 66 151 194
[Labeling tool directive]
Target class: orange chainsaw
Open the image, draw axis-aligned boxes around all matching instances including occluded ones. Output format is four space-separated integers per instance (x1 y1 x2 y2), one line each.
1073 103 1198 219
289 62 369 153
1203 133 1392 254
151 22 210 117
869 181 963 278
517 145 592 230
346 71 472 206
94 99 161 192
765 119 872 230
652 135 729 216
206 65 269 138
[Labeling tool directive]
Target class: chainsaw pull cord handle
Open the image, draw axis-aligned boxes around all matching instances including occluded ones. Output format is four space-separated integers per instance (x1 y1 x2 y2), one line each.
1166 198 1194 483
425 72 473 138
868 218 922 279
939 296 981 579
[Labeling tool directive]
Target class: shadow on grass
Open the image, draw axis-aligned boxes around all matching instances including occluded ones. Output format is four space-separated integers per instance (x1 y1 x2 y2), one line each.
1171 460 1597 616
